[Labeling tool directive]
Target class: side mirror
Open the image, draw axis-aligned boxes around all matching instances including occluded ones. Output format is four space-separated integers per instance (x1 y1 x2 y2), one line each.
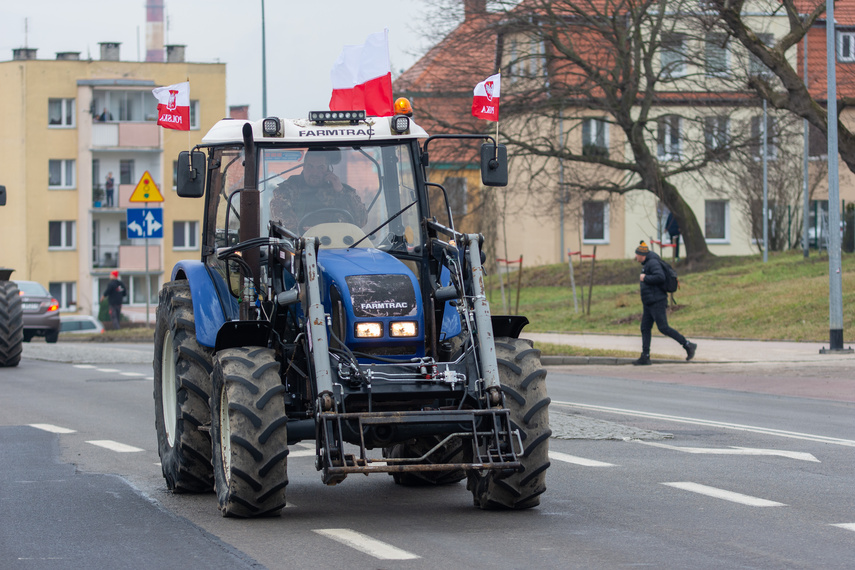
0 185 6 206
480 143 508 187
177 151 206 198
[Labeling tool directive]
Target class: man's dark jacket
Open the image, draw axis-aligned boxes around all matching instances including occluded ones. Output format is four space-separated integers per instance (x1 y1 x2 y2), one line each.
639 252 668 305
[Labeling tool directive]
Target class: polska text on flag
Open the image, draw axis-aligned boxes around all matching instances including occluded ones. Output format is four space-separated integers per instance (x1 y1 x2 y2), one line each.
471 73 500 122
152 81 190 131
329 30 393 117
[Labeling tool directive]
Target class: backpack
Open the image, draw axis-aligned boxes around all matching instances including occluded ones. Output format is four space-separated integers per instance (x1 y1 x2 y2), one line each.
658 258 679 293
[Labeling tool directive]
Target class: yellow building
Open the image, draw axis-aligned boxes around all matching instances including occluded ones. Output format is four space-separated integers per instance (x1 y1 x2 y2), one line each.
0 43 225 322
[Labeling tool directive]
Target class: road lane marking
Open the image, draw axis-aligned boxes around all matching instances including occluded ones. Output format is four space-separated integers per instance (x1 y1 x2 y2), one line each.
29 424 76 434
86 440 144 453
73 365 96 369
549 451 615 467
553 401 855 447
313 529 419 560
830 523 855 533
633 440 820 462
95 368 120 373
119 372 146 377
662 482 786 507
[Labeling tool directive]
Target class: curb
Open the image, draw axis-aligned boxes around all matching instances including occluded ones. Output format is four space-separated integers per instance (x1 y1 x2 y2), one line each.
541 356 684 366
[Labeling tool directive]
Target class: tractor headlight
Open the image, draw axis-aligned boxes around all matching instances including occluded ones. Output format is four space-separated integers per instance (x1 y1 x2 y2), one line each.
355 322 383 338
389 321 418 337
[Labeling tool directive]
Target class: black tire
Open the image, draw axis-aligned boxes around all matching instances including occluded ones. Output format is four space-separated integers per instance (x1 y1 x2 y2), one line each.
211 347 289 518
153 281 214 493
0 281 23 367
384 436 467 486
467 337 550 509
45 329 59 344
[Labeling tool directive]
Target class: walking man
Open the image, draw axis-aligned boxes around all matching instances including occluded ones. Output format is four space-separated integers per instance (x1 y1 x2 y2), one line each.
633 241 696 365
101 270 126 330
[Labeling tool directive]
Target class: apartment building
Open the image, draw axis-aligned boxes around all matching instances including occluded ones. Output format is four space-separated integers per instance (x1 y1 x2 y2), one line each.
0 43 225 321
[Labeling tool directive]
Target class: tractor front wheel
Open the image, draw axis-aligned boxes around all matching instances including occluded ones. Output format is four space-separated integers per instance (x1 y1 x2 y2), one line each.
211 347 289 518
0 281 23 367
153 281 214 492
467 337 550 509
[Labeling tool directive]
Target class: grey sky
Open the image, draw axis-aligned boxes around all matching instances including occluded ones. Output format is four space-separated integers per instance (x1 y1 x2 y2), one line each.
0 0 431 120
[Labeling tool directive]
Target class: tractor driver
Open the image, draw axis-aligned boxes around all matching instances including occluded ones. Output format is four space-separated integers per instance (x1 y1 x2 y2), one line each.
270 148 367 234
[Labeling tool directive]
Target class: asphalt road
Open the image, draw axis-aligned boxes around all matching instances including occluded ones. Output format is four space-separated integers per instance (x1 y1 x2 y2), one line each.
2 342 853 569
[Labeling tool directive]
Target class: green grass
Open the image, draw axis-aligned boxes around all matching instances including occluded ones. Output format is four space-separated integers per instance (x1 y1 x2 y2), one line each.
488 250 855 342
534 342 679 360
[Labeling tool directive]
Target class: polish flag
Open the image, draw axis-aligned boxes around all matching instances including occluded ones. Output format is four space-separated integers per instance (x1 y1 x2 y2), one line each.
152 81 190 131
471 73 501 122
329 30 393 117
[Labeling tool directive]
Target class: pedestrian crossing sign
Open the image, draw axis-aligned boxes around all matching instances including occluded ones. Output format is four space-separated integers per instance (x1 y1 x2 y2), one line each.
129 171 164 202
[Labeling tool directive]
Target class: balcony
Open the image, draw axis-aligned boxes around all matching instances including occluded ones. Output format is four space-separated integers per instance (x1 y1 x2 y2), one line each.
92 122 160 148
119 245 161 271
92 184 151 209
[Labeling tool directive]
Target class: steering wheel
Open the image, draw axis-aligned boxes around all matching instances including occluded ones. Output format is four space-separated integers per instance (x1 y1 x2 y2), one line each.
299 208 356 229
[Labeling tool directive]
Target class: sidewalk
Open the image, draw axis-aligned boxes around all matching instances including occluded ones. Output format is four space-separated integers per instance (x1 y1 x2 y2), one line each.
525 332 855 365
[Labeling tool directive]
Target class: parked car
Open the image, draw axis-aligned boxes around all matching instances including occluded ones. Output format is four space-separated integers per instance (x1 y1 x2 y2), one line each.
14 280 60 343
60 315 105 335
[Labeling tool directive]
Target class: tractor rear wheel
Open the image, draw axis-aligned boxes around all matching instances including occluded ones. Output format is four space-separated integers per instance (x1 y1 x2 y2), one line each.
0 281 23 367
153 281 214 492
211 347 289 518
467 337 550 509
384 435 466 486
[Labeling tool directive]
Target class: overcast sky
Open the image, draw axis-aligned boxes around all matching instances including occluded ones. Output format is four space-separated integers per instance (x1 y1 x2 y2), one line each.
0 0 434 120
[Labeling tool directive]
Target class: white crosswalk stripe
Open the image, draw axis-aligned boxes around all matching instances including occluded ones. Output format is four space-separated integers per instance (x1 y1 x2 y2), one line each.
86 440 144 453
29 424 76 434
662 482 786 507
830 523 855 533
313 529 419 560
549 451 615 467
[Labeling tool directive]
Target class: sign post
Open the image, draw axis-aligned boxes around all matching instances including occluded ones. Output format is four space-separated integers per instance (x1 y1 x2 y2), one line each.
128 172 164 324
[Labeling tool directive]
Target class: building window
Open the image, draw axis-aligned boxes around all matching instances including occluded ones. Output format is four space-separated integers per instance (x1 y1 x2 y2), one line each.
839 32 855 62
661 33 686 79
48 98 75 127
704 116 730 161
48 159 75 188
49 221 76 249
704 200 729 242
704 34 729 77
582 201 609 243
131 275 159 305
173 221 199 250
750 115 777 160
657 115 681 161
507 37 519 82
582 118 609 157
808 122 828 158
49 281 77 309
92 90 158 122
749 33 774 77
120 159 135 185
190 100 200 130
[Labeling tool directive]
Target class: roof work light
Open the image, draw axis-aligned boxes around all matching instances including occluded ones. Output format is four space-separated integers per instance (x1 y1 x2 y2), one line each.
309 110 366 125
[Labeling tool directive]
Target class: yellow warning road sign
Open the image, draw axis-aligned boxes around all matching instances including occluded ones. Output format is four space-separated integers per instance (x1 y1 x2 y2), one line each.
129 171 164 203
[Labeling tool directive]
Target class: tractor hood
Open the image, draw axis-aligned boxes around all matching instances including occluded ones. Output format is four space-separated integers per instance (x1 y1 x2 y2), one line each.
317 248 425 358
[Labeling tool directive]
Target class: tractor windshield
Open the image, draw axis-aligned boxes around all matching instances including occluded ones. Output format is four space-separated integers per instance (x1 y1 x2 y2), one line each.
258 144 421 251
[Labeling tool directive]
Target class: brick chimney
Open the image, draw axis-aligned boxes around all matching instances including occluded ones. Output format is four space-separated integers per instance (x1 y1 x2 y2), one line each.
99 42 121 61
464 0 487 20
12 48 37 60
229 105 249 120
165 45 186 63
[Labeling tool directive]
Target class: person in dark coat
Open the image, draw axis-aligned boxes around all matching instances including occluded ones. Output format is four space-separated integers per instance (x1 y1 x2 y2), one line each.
633 241 696 365
665 212 680 260
101 270 126 330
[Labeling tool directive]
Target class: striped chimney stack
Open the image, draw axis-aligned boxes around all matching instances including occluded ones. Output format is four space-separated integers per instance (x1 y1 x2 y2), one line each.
146 0 165 62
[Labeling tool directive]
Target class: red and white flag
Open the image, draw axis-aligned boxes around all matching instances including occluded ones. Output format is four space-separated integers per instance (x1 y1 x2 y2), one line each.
152 81 190 131
329 30 393 117
471 73 501 122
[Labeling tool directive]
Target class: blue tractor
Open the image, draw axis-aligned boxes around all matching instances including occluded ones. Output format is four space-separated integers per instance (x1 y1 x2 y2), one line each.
153 106 550 517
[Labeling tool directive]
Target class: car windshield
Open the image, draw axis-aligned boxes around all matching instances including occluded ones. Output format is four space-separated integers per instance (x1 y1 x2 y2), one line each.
15 281 50 296
256 144 421 250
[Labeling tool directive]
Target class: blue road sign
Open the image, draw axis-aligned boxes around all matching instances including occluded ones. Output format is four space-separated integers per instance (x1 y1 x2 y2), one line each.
126 207 164 239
